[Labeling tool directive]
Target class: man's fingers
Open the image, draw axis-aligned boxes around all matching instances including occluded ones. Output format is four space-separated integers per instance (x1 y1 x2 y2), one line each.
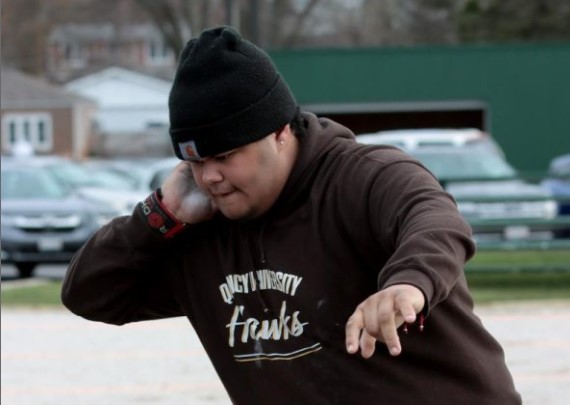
345 309 365 354
359 331 376 358
346 286 425 358
382 323 402 356
375 302 402 356
394 292 418 324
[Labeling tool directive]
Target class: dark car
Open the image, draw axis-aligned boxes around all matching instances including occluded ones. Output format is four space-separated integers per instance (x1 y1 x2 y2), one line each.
1 159 118 278
413 149 557 242
541 153 570 237
357 129 558 244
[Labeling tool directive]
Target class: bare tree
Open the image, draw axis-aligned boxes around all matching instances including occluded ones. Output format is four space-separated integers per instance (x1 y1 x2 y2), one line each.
133 0 326 51
458 0 570 43
357 0 463 46
135 0 193 59
278 0 323 47
4 0 570 79
1 0 49 75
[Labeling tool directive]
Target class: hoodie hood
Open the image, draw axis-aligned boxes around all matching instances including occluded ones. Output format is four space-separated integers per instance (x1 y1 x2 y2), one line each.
267 112 356 217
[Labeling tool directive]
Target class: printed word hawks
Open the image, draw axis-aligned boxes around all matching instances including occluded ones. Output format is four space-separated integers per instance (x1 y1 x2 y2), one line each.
226 300 307 347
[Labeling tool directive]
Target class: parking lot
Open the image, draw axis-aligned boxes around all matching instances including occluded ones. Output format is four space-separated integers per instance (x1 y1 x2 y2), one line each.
1 268 569 405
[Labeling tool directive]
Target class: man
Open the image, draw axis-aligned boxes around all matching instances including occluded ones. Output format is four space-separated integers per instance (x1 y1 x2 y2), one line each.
62 27 521 404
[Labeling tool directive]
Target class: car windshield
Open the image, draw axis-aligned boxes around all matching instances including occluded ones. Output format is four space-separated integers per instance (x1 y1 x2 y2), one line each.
412 151 517 181
1 168 70 199
48 163 137 190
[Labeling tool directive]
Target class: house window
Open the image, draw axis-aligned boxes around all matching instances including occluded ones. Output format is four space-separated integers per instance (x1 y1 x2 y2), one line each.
146 39 173 66
23 121 30 141
60 41 86 69
1 113 54 153
38 121 46 143
9 122 16 143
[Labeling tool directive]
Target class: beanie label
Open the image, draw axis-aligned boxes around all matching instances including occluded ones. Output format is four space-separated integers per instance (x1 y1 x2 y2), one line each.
178 140 201 161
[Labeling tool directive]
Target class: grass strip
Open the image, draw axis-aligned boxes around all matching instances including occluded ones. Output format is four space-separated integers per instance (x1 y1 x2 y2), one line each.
1 281 64 307
466 270 570 303
468 249 570 272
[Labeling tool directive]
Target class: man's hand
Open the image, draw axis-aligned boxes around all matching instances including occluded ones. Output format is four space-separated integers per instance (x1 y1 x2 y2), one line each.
345 284 425 358
160 162 218 224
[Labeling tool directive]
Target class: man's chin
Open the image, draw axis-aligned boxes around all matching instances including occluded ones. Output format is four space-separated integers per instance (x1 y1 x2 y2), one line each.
219 207 252 221
220 204 264 222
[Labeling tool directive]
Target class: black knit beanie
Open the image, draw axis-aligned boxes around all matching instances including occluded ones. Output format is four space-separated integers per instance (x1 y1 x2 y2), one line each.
169 26 298 160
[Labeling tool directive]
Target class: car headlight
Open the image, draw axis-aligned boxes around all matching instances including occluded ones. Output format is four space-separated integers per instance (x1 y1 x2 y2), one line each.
1 214 18 227
544 200 558 219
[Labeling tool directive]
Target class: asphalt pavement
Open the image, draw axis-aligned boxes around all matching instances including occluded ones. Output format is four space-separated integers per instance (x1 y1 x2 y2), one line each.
1 269 569 404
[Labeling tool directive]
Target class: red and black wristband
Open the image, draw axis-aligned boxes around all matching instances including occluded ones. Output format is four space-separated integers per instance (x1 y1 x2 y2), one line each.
136 188 186 238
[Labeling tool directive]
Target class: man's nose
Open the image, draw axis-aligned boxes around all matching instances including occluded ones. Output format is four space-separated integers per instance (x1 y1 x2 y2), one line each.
200 161 223 184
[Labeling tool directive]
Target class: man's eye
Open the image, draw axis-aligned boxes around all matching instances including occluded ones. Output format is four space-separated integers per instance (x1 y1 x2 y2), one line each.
216 152 233 161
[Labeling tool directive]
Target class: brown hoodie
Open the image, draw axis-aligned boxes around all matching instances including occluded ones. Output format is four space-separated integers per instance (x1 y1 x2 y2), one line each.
62 112 521 404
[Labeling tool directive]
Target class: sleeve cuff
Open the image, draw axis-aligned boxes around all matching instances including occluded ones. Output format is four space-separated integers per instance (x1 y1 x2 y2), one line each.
136 189 187 238
380 269 434 316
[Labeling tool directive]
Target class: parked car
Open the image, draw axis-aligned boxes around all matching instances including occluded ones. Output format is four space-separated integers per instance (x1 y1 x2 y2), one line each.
1 159 119 278
136 157 181 193
357 129 558 243
85 157 181 196
541 153 570 237
17 156 145 216
80 156 191 222
82 158 156 188
357 128 506 157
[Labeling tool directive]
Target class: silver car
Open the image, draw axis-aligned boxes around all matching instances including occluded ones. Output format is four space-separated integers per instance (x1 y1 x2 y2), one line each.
1 158 118 278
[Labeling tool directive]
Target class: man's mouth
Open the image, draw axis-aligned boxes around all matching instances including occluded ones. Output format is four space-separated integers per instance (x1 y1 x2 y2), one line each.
210 189 235 198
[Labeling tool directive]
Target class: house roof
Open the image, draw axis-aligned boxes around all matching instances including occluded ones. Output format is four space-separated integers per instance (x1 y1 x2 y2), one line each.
64 67 172 108
1 69 95 109
48 23 162 43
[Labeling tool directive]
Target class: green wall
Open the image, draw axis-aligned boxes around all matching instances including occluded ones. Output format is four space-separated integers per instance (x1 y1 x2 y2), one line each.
270 43 570 173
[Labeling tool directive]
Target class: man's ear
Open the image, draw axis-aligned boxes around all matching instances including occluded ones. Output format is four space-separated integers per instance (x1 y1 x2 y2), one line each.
274 124 291 143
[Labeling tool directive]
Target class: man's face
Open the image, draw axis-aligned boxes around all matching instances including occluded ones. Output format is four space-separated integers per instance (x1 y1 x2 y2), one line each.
190 131 292 220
